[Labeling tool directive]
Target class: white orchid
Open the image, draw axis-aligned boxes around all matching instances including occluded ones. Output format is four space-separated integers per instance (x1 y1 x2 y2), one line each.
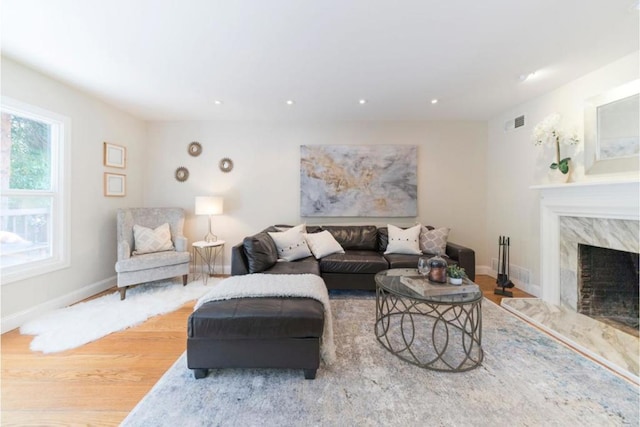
532 113 580 174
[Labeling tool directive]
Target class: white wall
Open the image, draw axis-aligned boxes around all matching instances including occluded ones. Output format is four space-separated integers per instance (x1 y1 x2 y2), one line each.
485 51 640 296
1 57 147 331
145 121 488 271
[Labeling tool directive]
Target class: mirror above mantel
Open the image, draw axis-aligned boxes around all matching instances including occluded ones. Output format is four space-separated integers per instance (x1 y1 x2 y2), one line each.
584 79 640 176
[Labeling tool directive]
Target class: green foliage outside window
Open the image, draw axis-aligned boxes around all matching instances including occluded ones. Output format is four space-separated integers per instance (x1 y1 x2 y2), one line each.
9 115 51 190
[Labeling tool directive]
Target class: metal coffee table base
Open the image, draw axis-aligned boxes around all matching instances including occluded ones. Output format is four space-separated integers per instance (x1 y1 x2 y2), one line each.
375 287 483 372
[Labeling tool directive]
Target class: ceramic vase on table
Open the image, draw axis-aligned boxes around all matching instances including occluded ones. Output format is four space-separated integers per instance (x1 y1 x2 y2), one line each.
448 277 463 285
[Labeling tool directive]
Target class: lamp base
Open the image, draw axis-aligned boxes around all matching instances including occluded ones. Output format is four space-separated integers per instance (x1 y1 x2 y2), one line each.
204 232 217 243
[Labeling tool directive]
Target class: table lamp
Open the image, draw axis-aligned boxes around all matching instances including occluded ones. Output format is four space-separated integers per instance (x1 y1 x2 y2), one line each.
195 196 224 242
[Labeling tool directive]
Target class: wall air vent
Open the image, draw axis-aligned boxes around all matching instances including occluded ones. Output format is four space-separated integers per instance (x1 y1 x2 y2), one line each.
514 115 525 128
504 114 526 132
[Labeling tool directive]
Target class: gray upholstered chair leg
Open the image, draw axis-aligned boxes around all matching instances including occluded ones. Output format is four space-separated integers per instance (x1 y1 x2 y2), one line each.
119 287 127 300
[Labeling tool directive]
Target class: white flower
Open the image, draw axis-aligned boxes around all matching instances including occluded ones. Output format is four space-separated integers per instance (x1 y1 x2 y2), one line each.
532 113 580 146
532 113 581 174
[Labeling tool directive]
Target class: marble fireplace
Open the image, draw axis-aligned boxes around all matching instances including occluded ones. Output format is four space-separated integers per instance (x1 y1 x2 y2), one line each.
537 180 640 317
501 179 640 383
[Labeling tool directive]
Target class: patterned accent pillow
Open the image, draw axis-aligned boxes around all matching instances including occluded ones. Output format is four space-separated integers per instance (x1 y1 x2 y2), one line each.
383 224 422 255
420 226 450 255
133 223 174 255
268 224 312 261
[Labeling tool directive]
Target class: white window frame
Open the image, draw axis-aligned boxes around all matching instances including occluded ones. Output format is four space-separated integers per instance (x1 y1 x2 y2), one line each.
1 96 71 284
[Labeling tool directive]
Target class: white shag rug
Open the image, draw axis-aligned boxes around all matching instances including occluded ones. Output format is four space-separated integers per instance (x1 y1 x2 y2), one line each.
20 278 217 353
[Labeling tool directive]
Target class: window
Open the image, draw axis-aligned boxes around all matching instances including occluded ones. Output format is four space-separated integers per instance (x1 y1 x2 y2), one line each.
1 97 70 283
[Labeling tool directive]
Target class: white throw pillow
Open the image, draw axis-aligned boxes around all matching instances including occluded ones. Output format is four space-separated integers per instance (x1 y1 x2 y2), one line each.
268 224 312 261
304 230 345 259
384 224 422 255
420 226 450 255
133 223 174 255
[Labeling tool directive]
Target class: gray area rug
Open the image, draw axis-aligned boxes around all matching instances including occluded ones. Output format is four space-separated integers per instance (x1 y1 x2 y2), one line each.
122 296 639 426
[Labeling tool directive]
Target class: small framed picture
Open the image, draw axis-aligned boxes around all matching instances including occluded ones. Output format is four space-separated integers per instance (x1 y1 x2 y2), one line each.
104 173 126 197
104 142 126 168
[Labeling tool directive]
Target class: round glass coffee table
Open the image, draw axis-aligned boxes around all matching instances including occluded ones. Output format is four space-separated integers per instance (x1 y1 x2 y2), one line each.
374 268 483 372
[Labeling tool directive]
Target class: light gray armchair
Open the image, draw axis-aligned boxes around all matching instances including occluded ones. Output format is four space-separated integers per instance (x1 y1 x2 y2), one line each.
115 208 190 300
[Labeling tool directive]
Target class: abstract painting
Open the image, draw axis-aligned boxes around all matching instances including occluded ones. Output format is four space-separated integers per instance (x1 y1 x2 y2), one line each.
300 145 417 217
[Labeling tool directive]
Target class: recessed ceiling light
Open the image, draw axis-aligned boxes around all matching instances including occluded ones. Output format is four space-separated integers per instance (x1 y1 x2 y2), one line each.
214 100 223 105
286 100 294 105
431 99 438 104
359 99 367 105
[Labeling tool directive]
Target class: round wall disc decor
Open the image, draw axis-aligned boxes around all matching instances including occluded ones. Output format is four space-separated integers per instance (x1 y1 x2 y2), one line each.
219 158 234 172
175 166 189 182
188 141 202 156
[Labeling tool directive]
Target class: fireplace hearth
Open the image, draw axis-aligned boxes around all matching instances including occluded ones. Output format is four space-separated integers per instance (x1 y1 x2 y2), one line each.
578 244 639 332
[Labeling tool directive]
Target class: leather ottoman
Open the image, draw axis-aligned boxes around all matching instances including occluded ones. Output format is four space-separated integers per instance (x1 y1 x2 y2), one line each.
187 297 324 379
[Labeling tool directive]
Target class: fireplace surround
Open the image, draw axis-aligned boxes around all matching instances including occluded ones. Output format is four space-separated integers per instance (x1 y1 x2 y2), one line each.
535 179 639 312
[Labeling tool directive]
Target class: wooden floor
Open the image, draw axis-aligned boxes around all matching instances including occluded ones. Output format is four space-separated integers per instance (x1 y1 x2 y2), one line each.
1 275 532 426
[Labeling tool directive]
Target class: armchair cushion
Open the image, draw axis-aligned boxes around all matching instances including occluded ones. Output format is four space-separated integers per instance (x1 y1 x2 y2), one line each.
116 250 190 273
133 223 174 255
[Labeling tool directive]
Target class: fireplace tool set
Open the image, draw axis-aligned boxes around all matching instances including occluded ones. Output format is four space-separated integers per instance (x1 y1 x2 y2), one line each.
495 235 515 297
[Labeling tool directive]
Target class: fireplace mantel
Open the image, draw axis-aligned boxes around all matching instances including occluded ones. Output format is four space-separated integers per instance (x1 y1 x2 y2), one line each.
532 178 640 305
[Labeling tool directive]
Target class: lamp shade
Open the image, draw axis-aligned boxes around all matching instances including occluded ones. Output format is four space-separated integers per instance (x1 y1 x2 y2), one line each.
195 196 224 215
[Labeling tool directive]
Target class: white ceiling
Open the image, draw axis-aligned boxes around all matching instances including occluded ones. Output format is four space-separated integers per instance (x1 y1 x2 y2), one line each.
2 0 639 121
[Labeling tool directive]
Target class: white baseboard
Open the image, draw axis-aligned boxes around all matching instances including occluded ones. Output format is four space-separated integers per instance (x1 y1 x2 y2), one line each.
1 276 116 334
475 265 491 276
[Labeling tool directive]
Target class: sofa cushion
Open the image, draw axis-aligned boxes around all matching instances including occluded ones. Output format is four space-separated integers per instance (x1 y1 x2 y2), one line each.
384 224 422 255
377 227 389 252
320 250 389 274
304 230 345 259
265 257 320 275
268 224 313 261
273 224 323 234
420 226 450 255
383 253 422 269
243 232 279 273
321 225 378 250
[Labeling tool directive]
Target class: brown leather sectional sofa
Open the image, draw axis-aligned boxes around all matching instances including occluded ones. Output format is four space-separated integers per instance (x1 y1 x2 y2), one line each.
231 224 476 289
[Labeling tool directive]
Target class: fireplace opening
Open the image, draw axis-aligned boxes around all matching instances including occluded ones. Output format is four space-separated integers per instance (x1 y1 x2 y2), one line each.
578 244 639 334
